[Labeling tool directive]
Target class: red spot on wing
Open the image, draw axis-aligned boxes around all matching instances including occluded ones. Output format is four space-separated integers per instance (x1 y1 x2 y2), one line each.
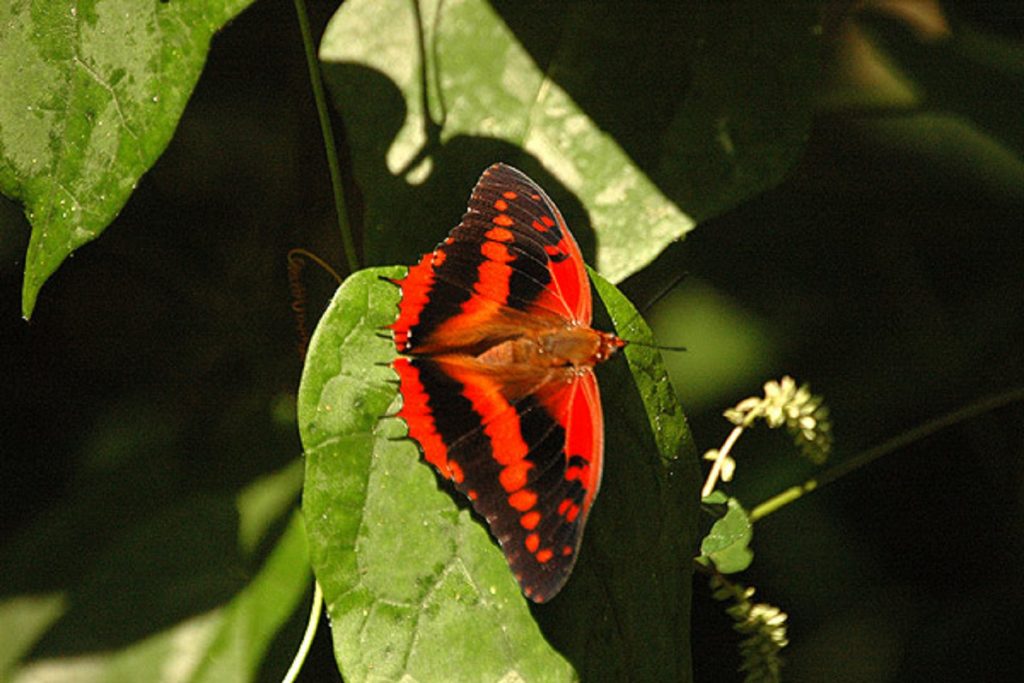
520 511 541 530
557 498 581 522
448 460 464 484
501 461 532 492
480 240 512 264
485 226 513 242
565 504 580 523
509 489 537 511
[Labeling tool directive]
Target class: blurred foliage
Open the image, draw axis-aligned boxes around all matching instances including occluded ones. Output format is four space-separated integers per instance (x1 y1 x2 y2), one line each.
1 0 1022 682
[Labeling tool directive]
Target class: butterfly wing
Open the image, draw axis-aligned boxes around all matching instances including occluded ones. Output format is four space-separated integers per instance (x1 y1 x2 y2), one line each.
393 355 604 602
390 163 593 356
390 163 608 602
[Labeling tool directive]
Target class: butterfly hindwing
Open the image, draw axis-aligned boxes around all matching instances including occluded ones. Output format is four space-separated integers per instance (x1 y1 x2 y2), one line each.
393 354 603 602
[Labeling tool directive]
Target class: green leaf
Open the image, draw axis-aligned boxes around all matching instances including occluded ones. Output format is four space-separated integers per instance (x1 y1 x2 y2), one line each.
299 267 701 682
319 0 821 282
0 462 308 683
700 495 754 574
702 490 729 505
0 0 258 318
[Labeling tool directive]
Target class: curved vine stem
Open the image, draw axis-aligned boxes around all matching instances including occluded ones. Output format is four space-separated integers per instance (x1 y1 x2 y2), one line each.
701 425 744 498
293 0 359 275
281 581 323 683
750 387 1024 523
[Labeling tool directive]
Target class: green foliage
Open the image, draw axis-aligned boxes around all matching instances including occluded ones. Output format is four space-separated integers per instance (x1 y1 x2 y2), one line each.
298 267 700 682
0 1 822 678
0 0 257 317
318 0 820 282
0 463 310 682
699 493 754 574
9 1 1018 682
696 377 831 678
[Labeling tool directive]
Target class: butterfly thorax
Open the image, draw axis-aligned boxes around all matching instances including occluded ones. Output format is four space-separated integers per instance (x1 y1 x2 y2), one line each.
476 326 624 369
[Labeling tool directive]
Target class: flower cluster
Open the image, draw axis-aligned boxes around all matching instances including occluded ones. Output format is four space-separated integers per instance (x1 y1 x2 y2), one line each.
710 574 789 683
724 376 832 464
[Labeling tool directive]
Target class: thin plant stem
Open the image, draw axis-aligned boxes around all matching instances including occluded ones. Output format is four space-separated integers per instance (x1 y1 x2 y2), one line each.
281 581 323 683
702 425 745 498
293 0 360 275
749 387 1024 522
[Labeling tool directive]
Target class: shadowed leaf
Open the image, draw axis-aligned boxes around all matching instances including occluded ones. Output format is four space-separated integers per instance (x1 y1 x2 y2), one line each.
318 0 821 283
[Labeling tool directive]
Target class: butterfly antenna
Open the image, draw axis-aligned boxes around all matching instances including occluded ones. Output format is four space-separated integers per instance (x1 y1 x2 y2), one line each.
612 309 687 353
637 269 690 314
287 248 343 360
624 338 688 353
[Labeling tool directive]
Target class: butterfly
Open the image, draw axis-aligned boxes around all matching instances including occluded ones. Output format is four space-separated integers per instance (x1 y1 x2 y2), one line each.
388 163 625 602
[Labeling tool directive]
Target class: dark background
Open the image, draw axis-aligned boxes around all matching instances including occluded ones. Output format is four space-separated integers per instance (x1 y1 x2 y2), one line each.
2 1 1022 681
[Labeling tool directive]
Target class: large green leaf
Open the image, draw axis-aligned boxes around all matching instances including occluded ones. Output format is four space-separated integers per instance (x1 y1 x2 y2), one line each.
319 0 821 282
0 0 257 318
298 267 701 682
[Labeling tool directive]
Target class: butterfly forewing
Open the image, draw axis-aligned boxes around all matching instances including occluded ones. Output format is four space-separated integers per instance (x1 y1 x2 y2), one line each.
463 164 592 323
392 165 592 355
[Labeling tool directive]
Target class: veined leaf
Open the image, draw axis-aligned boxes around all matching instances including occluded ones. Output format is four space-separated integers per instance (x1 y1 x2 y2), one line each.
0 0 258 317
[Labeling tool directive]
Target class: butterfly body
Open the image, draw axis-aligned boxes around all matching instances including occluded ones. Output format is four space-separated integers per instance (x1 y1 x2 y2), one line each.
389 163 623 602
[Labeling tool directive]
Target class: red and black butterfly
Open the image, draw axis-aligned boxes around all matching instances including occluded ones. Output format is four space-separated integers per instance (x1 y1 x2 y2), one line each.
388 163 624 602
